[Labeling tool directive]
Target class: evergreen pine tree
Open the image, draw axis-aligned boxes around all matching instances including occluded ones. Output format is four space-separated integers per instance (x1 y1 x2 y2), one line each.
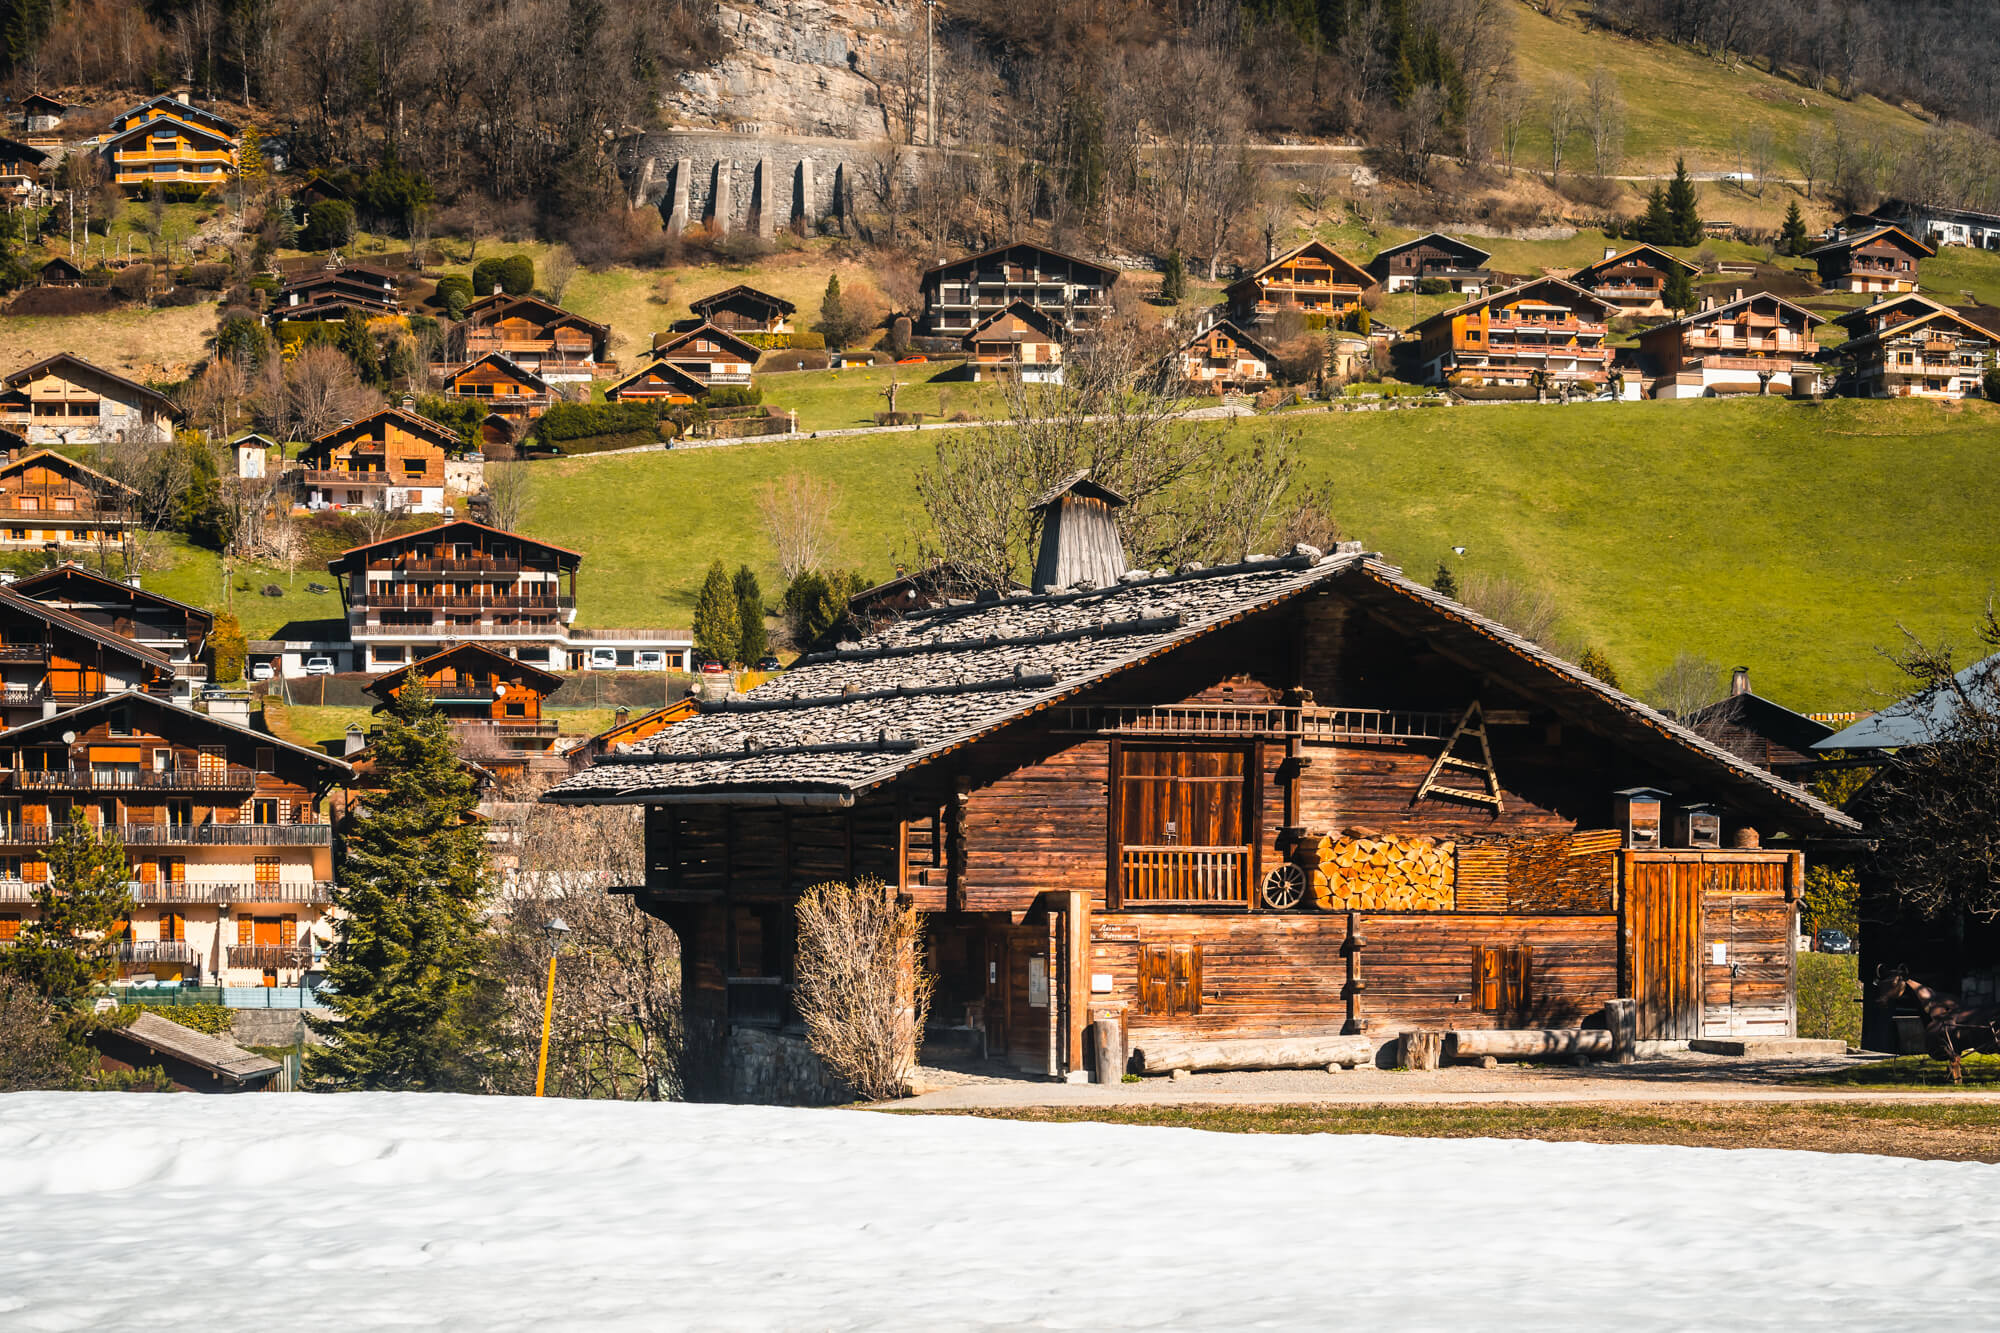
693 559 741 665
1662 266 1696 315
1159 251 1186 304
816 274 849 350
307 682 492 1091
1781 199 1810 256
733 565 768 666
1431 561 1458 599
1577 647 1622 690
1639 186 1672 246
0 823 131 1005
1665 157 1702 247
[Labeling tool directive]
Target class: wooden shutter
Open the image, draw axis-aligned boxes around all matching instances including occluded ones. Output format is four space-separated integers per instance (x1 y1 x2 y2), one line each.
1137 945 1168 1015
1504 945 1533 1015
1472 945 1503 1011
165 857 184 883
255 857 279 886
237 915 253 946
1169 944 1203 1016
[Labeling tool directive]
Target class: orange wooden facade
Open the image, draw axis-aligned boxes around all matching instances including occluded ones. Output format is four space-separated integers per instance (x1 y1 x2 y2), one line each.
1413 279 1613 389
1225 241 1373 324
0 450 136 547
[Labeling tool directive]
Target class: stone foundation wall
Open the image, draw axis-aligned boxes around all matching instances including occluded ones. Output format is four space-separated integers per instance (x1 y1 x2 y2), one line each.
721 1026 849 1104
617 130 927 239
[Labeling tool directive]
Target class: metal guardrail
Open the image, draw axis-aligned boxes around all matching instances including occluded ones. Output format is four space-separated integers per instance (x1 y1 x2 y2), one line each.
13 767 259 792
0 822 332 847
0 879 336 904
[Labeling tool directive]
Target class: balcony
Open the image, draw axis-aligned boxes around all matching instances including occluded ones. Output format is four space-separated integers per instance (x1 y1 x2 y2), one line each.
136 881 337 905
0 644 46 662
300 468 395 489
0 684 43 707
227 944 313 970
429 686 500 701
117 940 201 967
381 555 531 574
1590 284 1663 299
0 822 332 847
11 766 259 792
1118 845 1251 908
351 593 574 612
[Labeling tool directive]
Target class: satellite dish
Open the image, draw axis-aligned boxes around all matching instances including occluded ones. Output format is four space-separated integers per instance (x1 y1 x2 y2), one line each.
494 683 508 697
60 731 75 744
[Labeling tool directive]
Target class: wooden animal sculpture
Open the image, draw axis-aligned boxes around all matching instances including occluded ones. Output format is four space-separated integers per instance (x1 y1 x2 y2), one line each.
1873 965 2000 1083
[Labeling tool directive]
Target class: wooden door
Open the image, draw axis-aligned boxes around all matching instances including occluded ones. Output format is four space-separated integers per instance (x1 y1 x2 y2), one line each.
1700 860 1795 1038
983 934 1008 1057
1625 859 1701 1040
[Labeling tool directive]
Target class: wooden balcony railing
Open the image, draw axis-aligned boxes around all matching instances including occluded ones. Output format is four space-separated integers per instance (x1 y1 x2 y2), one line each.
136 881 337 904
0 644 48 662
12 766 259 792
228 945 313 970
117 940 201 966
0 822 331 847
1119 845 1251 907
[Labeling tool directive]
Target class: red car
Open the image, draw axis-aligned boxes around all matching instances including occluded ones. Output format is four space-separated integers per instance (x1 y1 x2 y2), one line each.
896 354 928 365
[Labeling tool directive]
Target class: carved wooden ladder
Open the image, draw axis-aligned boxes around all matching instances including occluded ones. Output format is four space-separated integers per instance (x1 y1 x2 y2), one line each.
1413 700 1504 812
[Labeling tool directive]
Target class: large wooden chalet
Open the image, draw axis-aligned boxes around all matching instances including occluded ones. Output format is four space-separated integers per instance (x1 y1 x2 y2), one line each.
0 450 137 550
1567 244 1700 319
1827 295 1995 399
0 585 180 728
1224 241 1373 326
12 564 211 679
444 354 554 425
0 354 184 446
690 285 795 335
1805 226 1933 294
272 265 400 327
918 242 1119 337
295 406 456 514
1366 233 1492 294
456 296 610 383
1633 290 1825 398
1410 278 1614 391
548 477 1856 1101
101 93 238 192
367 642 565 788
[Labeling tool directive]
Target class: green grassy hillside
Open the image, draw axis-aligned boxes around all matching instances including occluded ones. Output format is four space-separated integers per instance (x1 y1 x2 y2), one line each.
507 397 2000 713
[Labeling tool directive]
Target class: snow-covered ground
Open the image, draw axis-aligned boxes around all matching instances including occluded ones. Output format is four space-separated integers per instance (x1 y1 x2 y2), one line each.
2 1092 1995 1330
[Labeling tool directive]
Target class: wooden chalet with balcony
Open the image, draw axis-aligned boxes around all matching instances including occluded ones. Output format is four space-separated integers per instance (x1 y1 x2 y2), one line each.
1224 241 1373 326
1828 294 1995 399
444 354 553 424
0 585 181 728
0 450 136 550
101 94 238 192
650 323 760 386
12 564 211 679
1367 233 1492 294
1567 244 1699 318
1633 290 1825 398
1806 226 1933 294
294 406 456 514
0 353 184 446
1410 278 1614 391
1168 320 1278 394
568 698 699 773
548 474 1856 1101
919 242 1119 337
271 265 400 327
0 135 47 199
367 642 566 787
456 296 610 383
690 285 795 334
0 691 350 989
605 359 708 406
960 301 1065 383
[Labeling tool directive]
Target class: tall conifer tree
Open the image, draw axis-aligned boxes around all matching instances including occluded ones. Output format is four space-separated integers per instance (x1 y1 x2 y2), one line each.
1666 157 1702 247
308 682 492 1090
733 565 768 666
1781 200 1810 256
694 560 741 665
0 823 131 1005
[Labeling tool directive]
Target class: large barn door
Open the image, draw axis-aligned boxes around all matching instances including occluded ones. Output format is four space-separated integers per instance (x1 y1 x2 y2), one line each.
1700 859 1796 1038
1625 859 1701 1040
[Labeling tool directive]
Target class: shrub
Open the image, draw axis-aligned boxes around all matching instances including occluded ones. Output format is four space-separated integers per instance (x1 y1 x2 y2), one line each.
704 384 763 409
189 263 229 290
434 273 471 318
500 254 535 296
793 878 933 1100
412 395 484 450
1797 952 1861 1047
129 1001 235 1035
211 612 247 683
300 200 356 251
739 332 792 351
873 410 925 426
1415 277 1451 295
790 331 826 350
470 257 507 300
535 400 663 442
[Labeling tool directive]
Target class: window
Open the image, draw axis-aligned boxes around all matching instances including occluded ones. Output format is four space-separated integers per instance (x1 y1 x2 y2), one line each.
1136 943 1203 1016
253 799 279 825
1473 944 1532 1016
107 707 132 737
0 914 17 941
402 459 425 476
503 701 526 717
255 747 276 775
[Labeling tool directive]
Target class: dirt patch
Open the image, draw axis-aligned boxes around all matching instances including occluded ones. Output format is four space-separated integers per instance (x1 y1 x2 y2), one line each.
930 1101 2000 1162
5 286 126 317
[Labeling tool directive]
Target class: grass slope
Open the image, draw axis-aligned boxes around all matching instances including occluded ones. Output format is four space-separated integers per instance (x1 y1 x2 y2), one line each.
507 397 2000 712
0 301 219 380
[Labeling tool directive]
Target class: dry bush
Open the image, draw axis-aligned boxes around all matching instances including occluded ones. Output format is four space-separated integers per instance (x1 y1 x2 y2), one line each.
1460 571 1564 646
0 976 83 1091
1646 651 1726 720
793 878 932 1101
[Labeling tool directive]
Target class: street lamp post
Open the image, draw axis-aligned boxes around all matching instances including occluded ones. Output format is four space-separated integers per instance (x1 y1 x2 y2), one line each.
534 916 570 1097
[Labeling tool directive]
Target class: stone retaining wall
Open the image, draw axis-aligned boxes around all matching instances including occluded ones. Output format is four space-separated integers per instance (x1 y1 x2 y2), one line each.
617 130 927 238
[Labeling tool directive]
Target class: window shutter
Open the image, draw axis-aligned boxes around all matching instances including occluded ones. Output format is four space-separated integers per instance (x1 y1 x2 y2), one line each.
1505 945 1533 1016
1137 945 1167 1016
1473 945 1502 1011
237 915 252 946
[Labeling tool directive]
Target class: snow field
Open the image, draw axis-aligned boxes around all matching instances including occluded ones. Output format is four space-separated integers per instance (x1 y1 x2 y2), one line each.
0 1092 1995 1330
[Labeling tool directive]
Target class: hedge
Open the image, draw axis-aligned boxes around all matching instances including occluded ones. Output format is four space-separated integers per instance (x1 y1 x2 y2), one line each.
536 400 664 442
704 384 763 408
129 1002 235 1035
790 331 826 350
738 332 793 351
557 430 661 455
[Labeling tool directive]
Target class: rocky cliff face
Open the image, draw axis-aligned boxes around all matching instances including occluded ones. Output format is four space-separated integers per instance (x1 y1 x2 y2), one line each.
665 0 911 140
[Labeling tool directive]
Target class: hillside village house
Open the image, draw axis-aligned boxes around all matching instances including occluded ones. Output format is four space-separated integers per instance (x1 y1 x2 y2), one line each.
0 692 350 990
11 565 211 684
568 698 699 773
689 285 795 334
38 256 83 287
323 518 690 678
294 405 455 514
232 432 279 480
650 323 759 386
0 354 184 446
0 450 136 551
0 135 49 188
918 242 1120 337
1863 199 2000 251
1366 233 1493 294
101 93 238 192
270 265 400 327
20 93 65 134
444 354 555 426
1567 244 1701 319
960 301 1065 383
1410 278 1615 392
1633 290 1825 398
1684 667 1833 783
1224 240 1373 326
1805 225 1933 294
1827 295 1995 399
1168 320 1278 394
0 585 182 729
605 359 708 406
367 642 567 789
547 477 1856 1100
456 296 610 383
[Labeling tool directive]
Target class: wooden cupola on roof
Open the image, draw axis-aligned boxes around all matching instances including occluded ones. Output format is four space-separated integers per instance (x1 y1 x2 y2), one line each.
1030 472 1128 593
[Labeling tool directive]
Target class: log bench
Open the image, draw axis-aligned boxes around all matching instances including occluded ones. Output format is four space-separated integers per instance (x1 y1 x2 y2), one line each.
1444 1028 1615 1062
1130 1034 1381 1074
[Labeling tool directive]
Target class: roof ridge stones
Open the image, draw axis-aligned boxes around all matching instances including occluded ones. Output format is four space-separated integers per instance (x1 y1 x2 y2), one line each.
800 611 1184 667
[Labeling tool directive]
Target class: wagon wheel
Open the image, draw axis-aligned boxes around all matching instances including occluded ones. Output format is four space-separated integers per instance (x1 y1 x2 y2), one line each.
1260 862 1308 910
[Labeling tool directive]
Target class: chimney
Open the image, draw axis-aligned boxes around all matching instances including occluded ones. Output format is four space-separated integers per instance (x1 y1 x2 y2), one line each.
1700 296 1714 312
1731 666 1751 697
614 706 630 726
1733 287 1743 302
400 393 415 411
204 690 252 726
344 723 367 757
177 91 190 105
492 283 502 297
126 574 141 589
1030 472 1129 593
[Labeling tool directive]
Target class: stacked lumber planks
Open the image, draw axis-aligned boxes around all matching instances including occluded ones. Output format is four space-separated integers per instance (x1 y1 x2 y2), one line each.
1309 829 1456 911
1452 828 1621 913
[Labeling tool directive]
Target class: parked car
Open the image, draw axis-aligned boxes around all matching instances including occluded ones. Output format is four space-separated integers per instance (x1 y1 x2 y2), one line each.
755 656 782 671
250 661 274 682
698 659 729 674
896 355 928 365
1815 928 1854 954
303 656 335 676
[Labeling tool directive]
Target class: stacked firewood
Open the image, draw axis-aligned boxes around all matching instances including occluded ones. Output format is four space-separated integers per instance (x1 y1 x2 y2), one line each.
1453 829 1622 912
1309 828 1456 911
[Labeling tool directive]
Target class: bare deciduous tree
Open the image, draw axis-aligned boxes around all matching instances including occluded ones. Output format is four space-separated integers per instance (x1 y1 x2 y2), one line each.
1494 78 1529 173
260 343 381 446
1460 572 1565 648
757 472 839 583
1584 67 1624 178
541 244 577 304
484 460 532 530
793 878 932 1101
1645 650 1726 720
1546 79 1579 180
